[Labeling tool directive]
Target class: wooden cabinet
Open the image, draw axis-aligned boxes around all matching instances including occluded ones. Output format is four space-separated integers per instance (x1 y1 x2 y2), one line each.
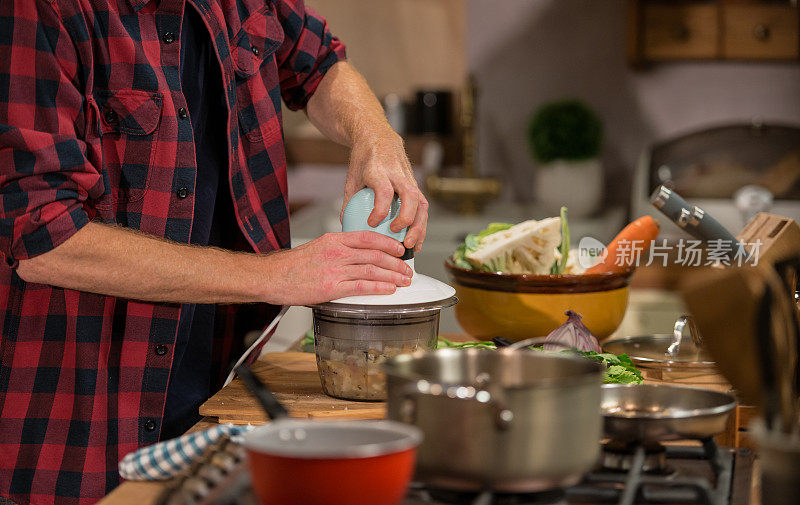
722 4 800 59
642 4 719 60
629 0 800 64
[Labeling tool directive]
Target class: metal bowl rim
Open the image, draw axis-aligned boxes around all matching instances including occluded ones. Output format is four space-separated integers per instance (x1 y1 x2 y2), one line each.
240 419 423 459
384 347 605 390
308 295 458 317
600 384 737 420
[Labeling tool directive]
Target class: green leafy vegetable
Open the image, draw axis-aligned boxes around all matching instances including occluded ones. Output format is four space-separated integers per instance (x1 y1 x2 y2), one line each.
300 330 315 353
452 244 472 270
452 223 513 272
477 223 514 239
551 207 569 275
605 365 643 384
437 338 496 350
437 338 643 384
570 350 644 384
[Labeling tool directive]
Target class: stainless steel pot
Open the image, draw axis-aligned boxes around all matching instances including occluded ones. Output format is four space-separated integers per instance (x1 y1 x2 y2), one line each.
384 348 604 493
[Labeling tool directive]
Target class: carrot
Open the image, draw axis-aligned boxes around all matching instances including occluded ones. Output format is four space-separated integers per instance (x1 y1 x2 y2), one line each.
585 216 660 274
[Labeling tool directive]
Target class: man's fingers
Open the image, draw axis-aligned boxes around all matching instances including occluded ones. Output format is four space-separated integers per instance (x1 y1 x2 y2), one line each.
368 184 394 228
343 264 411 286
349 248 412 276
391 186 419 234
406 197 429 251
336 280 397 298
339 231 404 257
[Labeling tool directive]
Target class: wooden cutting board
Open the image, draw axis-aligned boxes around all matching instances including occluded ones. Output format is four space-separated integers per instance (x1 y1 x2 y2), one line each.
199 352 386 424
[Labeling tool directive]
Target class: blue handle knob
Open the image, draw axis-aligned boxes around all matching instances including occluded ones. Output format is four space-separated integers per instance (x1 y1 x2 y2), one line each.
342 188 407 244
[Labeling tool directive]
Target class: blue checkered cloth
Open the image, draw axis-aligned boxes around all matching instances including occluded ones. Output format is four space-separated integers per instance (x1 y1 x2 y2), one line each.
119 424 255 481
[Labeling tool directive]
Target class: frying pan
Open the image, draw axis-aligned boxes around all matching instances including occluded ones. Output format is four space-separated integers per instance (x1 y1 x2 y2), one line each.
601 384 736 442
235 365 422 505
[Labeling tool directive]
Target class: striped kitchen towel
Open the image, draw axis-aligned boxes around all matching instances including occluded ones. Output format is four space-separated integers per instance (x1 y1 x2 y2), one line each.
119 423 255 481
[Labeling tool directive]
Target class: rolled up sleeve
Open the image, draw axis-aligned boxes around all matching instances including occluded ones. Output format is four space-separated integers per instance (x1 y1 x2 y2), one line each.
273 0 347 111
0 1 104 267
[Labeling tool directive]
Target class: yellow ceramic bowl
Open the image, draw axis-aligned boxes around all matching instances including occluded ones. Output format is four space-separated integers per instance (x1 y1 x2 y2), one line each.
444 261 634 342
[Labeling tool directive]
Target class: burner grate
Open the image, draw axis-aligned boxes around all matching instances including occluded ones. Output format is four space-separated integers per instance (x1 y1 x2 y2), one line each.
405 484 567 505
601 440 671 474
568 439 735 505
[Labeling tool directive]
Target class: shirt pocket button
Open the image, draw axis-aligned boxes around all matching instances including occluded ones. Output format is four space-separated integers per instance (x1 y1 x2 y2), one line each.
155 344 168 356
104 108 119 124
177 187 189 199
144 419 156 432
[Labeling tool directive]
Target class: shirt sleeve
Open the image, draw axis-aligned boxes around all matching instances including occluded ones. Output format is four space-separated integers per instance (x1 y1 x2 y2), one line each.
273 0 347 111
0 0 104 268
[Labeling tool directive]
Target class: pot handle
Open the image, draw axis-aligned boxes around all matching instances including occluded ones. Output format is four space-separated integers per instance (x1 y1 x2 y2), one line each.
398 379 514 431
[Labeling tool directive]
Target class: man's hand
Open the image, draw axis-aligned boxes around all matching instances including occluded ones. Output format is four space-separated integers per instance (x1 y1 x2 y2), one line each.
306 62 429 252
263 231 411 305
16 223 411 306
344 132 428 251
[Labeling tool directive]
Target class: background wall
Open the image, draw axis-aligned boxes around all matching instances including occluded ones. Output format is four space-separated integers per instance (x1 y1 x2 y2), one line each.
468 0 800 207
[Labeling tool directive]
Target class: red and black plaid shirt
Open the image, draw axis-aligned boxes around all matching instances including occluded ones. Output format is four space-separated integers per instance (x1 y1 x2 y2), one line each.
0 0 345 503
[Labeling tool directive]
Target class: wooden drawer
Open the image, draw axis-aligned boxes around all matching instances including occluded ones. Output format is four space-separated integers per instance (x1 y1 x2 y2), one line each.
722 4 800 60
642 4 719 60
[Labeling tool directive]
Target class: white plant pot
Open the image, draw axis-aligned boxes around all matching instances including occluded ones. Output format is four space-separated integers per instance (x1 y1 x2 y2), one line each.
533 158 603 218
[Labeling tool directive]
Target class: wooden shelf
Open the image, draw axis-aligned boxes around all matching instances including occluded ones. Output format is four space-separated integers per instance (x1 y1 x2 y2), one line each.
628 0 799 65
284 135 462 166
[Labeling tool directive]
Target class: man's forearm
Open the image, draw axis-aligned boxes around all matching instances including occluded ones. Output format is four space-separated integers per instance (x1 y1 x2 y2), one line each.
15 222 413 306
306 62 397 147
16 222 267 304
305 61 428 249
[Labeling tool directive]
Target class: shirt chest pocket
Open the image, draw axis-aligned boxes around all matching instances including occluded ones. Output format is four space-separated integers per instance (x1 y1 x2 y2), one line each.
232 6 285 143
92 89 163 204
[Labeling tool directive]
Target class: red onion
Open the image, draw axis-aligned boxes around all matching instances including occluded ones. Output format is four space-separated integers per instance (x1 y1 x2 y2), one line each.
543 311 602 352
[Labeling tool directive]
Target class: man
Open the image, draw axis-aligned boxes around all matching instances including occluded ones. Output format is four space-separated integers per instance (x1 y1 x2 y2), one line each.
0 0 428 503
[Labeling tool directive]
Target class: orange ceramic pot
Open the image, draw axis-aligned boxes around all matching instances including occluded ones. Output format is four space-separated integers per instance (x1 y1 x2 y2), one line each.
242 420 421 505
444 261 634 341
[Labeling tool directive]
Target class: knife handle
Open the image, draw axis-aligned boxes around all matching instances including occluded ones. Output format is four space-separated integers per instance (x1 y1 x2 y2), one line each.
650 185 694 228
688 206 741 246
650 185 746 259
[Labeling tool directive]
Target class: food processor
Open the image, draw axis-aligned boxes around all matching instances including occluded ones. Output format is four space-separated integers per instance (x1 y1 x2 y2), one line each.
309 188 457 400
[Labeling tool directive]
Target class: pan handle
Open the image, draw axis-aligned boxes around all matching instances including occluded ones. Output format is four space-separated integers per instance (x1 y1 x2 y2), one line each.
398 379 514 431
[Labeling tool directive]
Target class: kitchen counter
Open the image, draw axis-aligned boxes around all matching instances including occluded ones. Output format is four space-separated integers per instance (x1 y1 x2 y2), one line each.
99 348 762 505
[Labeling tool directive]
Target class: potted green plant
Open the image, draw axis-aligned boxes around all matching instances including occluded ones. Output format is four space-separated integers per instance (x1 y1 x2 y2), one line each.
528 100 603 217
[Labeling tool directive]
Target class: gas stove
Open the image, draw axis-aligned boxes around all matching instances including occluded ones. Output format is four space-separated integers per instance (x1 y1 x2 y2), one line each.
154 438 753 505
400 439 753 505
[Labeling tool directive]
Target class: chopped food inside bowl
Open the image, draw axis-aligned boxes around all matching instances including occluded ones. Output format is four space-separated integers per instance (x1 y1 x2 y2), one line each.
315 336 433 400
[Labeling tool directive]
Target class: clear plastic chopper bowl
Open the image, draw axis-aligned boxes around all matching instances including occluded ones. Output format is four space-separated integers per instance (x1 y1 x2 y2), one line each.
310 298 457 401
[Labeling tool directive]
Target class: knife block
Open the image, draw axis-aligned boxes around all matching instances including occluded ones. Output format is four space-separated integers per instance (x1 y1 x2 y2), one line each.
737 212 800 266
680 213 800 415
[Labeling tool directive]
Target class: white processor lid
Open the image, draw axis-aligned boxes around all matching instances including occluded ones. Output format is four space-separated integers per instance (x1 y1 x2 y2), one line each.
320 188 458 309
331 258 456 306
